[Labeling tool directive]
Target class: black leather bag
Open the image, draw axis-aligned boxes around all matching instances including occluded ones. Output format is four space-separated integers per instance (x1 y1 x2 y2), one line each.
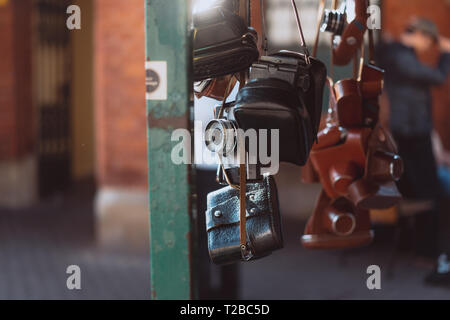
233 77 313 166
206 57 326 184
250 50 327 140
206 176 283 265
207 87 310 185
193 5 259 81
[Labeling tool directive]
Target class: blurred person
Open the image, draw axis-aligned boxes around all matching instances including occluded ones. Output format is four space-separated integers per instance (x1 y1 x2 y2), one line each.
433 131 450 196
376 17 450 285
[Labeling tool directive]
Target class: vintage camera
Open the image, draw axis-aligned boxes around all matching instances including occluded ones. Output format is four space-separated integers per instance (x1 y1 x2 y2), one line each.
204 51 327 185
250 50 327 139
205 100 276 185
193 4 259 81
206 175 283 264
320 9 347 35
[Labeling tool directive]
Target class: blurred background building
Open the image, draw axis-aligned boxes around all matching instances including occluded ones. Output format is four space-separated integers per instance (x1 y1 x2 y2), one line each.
0 0 449 299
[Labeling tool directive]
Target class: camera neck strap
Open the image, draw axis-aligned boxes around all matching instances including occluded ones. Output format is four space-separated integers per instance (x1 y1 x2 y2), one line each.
249 0 268 55
325 76 339 126
239 152 251 260
291 0 311 64
355 27 375 81
213 75 251 260
313 0 326 57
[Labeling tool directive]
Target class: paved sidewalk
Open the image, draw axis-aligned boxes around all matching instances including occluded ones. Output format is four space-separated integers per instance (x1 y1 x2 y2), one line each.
0 184 149 300
1 180 449 299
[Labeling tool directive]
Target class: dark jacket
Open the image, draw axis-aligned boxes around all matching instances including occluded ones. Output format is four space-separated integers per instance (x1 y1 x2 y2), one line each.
376 41 450 136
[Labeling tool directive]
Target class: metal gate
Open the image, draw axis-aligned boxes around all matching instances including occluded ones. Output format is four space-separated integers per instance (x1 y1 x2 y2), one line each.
34 0 72 197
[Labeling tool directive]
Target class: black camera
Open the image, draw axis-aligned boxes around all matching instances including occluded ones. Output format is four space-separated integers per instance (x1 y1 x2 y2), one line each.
204 54 326 186
205 100 274 185
250 50 327 139
193 4 259 81
320 9 347 36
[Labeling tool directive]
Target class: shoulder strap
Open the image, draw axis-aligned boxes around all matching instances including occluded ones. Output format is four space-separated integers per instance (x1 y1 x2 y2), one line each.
313 0 326 57
325 77 339 126
250 0 266 55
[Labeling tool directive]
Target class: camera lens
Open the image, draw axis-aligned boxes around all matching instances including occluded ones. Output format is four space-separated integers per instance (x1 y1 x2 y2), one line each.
205 119 237 155
321 10 346 35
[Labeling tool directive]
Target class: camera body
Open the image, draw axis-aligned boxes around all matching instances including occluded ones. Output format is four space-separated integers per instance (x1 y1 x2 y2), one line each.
321 9 347 35
250 51 327 138
204 51 327 185
193 5 259 81
206 101 272 185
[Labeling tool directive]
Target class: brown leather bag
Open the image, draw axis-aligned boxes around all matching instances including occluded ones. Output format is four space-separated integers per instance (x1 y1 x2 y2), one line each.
332 0 369 66
348 125 403 210
302 190 373 249
302 76 402 249
194 75 237 100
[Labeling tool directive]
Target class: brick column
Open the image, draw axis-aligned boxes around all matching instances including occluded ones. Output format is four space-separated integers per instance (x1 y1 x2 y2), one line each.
0 0 36 208
94 0 148 251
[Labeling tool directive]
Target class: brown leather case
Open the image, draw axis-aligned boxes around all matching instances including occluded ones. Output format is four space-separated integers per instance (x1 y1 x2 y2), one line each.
334 79 364 127
195 75 237 100
194 0 264 101
332 0 368 66
302 190 373 249
311 127 370 199
301 74 402 250
348 125 403 210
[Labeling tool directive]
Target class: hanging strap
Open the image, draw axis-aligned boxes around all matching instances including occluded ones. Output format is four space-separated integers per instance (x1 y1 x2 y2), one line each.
249 0 267 55
368 28 375 64
239 159 249 259
325 76 339 126
239 0 249 23
329 0 339 79
290 0 311 65
357 38 366 81
216 75 240 190
312 0 326 57
213 74 251 260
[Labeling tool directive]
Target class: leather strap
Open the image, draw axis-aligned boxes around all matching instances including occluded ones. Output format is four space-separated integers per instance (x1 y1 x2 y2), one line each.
313 0 326 57
217 74 240 190
291 0 311 64
239 162 248 257
368 28 375 64
329 0 338 79
357 39 366 81
325 77 339 126
237 131 251 259
250 0 265 55
239 0 249 23
214 74 250 259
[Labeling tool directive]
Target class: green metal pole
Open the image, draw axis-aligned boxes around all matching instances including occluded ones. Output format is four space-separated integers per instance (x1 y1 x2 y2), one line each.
145 0 193 300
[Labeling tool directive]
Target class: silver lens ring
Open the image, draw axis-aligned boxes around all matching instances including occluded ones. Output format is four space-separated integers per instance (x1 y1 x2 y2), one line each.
204 119 237 155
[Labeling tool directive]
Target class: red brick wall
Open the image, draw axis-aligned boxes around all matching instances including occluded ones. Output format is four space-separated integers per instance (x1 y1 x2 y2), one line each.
94 0 148 188
382 0 450 148
0 0 33 161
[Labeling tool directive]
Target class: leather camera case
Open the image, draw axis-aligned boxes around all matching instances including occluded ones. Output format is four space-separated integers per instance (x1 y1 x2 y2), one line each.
302 77 402 249
206 176 283 265
233 77 313 166
331 0 368 66
302 190 374 249
250 50 327 138
193 6 259 81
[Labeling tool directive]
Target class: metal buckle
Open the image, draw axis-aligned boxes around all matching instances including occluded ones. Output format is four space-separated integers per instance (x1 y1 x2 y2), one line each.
240 244 254 261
